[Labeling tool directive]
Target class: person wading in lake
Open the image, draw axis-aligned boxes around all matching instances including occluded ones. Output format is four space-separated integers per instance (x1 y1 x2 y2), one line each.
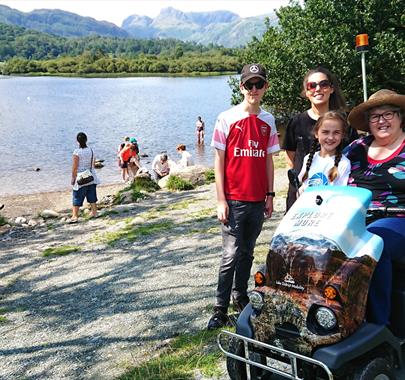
70 132 99 223
208 63 280 329
195 116 205 144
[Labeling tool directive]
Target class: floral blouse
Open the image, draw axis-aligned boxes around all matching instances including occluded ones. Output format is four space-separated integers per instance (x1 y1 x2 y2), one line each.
345 135 405 209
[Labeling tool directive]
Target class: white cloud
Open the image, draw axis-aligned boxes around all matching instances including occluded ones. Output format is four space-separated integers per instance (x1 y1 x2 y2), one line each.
0 0 289 26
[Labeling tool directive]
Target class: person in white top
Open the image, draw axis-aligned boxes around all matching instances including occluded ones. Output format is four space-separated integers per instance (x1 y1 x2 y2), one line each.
152 152 170 179
176 144 194 167
298 111 351 195
70 132 100 223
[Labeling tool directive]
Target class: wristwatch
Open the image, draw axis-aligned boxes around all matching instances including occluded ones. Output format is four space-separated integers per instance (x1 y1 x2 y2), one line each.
266 191 276 197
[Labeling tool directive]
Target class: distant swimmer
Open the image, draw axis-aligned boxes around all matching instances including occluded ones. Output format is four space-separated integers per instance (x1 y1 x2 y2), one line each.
195 116 205 144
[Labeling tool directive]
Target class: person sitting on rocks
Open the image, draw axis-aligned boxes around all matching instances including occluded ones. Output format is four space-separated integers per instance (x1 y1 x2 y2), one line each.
176 144 194 168
152 152 170 180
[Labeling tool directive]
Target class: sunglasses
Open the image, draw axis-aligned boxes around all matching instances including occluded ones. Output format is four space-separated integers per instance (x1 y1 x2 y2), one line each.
243 79 266 91
306 80 332 92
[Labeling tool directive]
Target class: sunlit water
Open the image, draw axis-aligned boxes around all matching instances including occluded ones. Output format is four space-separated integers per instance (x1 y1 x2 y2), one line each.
0 75 235 196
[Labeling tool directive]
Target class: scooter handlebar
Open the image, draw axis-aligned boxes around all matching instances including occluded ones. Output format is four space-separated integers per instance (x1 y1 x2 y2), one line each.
367 206 405 218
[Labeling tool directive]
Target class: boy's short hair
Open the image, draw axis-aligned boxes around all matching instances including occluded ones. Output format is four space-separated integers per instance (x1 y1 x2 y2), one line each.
160 153 168 161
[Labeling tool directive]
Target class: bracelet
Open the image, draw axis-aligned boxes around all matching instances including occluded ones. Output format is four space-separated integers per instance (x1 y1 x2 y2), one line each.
266 191 275 197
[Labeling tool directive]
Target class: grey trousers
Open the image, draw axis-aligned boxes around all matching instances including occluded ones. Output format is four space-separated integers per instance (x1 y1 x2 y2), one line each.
215 200 265 310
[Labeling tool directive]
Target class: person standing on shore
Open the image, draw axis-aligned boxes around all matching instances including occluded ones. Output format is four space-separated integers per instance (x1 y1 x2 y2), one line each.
70 132 99 223
195 116 205 144
282 67 357 211
208 63 280 329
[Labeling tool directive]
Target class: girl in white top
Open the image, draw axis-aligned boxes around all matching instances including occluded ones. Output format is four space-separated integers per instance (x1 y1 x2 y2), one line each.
298 111 351 194
176 144 194 167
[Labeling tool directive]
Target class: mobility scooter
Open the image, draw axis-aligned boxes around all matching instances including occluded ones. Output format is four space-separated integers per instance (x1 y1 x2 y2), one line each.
218 185 405 379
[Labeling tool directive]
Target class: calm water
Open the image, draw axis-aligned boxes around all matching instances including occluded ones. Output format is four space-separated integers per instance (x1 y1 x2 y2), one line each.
0 75 234 196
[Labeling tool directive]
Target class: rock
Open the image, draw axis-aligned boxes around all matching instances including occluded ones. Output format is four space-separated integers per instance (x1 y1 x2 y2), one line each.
94 161 104 169
40 209 59 219
33 167 41 172
15 216 27 225
28 219 38 227
140 153 148 158
99 195 114 206
159 165 209 189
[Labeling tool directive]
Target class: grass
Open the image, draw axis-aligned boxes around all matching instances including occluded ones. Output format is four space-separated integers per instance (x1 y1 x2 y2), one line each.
114 177 160 204
104 220 175 245
42 245 81 257
167 176 194 191
273 150 288 169
0 215 7 226
204 169 215 184
117 330 223 380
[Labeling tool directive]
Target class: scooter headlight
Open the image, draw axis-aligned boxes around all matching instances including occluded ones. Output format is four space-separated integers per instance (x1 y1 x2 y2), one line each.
315 307 337 330
249 291 264 311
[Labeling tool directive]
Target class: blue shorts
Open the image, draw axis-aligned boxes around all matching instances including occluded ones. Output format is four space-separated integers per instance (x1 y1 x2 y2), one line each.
72 184 97 207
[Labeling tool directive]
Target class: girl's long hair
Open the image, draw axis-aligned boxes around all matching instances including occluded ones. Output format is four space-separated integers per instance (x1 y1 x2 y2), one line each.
301 66 347 112
76 132 87 149
301 111 348 183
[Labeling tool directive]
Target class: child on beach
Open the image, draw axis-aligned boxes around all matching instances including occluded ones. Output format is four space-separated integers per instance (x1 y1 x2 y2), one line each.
176 144 194 167
117 136 130 182
297 111 351 195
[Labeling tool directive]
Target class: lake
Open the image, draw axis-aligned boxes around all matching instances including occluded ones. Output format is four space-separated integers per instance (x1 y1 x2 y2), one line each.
0 75 235 196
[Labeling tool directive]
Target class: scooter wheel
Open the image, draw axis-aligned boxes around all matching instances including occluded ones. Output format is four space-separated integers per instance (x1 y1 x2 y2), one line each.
226 337 271 380
352 357 395 380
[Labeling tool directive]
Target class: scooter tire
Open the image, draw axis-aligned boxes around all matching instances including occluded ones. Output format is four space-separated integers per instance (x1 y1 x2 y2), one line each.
352 357 395 380
226 337 271 380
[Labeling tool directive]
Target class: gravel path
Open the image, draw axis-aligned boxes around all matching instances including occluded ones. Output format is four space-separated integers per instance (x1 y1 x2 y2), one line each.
0 169 288 380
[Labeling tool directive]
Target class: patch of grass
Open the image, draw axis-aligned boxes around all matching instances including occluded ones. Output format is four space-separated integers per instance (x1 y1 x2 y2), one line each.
0 215 7 226
167 176 194 191
114 176 160 204
104 221 175 245
0 315 8 323
273 151 288 169
254 244 269 264
118 330 223 380
42 245 81 257
204 169 215 184
189 208 216 219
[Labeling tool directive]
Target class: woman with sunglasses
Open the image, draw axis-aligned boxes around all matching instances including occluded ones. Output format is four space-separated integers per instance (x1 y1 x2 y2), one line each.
282 66 357 211
345 89 405 325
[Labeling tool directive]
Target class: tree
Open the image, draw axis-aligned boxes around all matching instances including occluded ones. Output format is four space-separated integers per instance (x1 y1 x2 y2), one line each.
237 0 405 118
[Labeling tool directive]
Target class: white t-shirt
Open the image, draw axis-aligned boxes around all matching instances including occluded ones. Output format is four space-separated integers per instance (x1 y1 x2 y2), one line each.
178 150 193 167
72 146 100 190
152 154 170 174
298 151 351 190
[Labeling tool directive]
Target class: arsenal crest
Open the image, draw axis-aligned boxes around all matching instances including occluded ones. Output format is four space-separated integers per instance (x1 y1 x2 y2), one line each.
260 125 267 136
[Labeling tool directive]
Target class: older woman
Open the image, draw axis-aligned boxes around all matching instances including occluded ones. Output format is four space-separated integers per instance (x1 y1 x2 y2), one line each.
346 89 405 325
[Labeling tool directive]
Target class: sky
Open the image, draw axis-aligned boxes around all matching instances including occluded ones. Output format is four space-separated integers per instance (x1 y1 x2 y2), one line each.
0 0 290 26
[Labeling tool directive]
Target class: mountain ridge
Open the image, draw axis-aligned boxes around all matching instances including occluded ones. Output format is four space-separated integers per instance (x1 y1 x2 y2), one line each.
0 4 276 47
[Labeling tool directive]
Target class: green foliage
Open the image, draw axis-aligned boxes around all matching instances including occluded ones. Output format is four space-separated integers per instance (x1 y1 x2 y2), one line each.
235 0 404 117
114 177 160 204
118 330 223 380
0 22 240 75
42 245 81 257
204 169 215 184
0 215 7 226
166 176 195 191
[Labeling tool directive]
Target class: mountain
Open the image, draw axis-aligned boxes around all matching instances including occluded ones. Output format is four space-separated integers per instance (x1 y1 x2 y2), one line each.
0 4 128 38
0 4 276 47
122 7 276 47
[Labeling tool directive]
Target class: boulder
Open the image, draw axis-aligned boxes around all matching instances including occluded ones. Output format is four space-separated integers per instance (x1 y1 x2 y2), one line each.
15 216 27 225
40 209 59 219
158 165 209 189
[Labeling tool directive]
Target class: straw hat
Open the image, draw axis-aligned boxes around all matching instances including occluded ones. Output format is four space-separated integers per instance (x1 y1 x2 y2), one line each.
348 89 405 132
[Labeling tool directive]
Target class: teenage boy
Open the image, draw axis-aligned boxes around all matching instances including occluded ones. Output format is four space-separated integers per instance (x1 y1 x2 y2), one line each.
208 63 280 329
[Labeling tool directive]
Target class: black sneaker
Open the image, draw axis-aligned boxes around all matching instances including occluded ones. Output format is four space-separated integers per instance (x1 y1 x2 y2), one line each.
207 309 229 330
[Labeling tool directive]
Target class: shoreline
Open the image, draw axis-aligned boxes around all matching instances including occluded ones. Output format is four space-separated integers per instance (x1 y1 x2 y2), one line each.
0 182 124 220
0 167 289 221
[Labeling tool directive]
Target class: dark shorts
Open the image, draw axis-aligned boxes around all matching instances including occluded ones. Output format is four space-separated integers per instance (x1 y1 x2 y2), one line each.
120 160 129 169
72 184 97 207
